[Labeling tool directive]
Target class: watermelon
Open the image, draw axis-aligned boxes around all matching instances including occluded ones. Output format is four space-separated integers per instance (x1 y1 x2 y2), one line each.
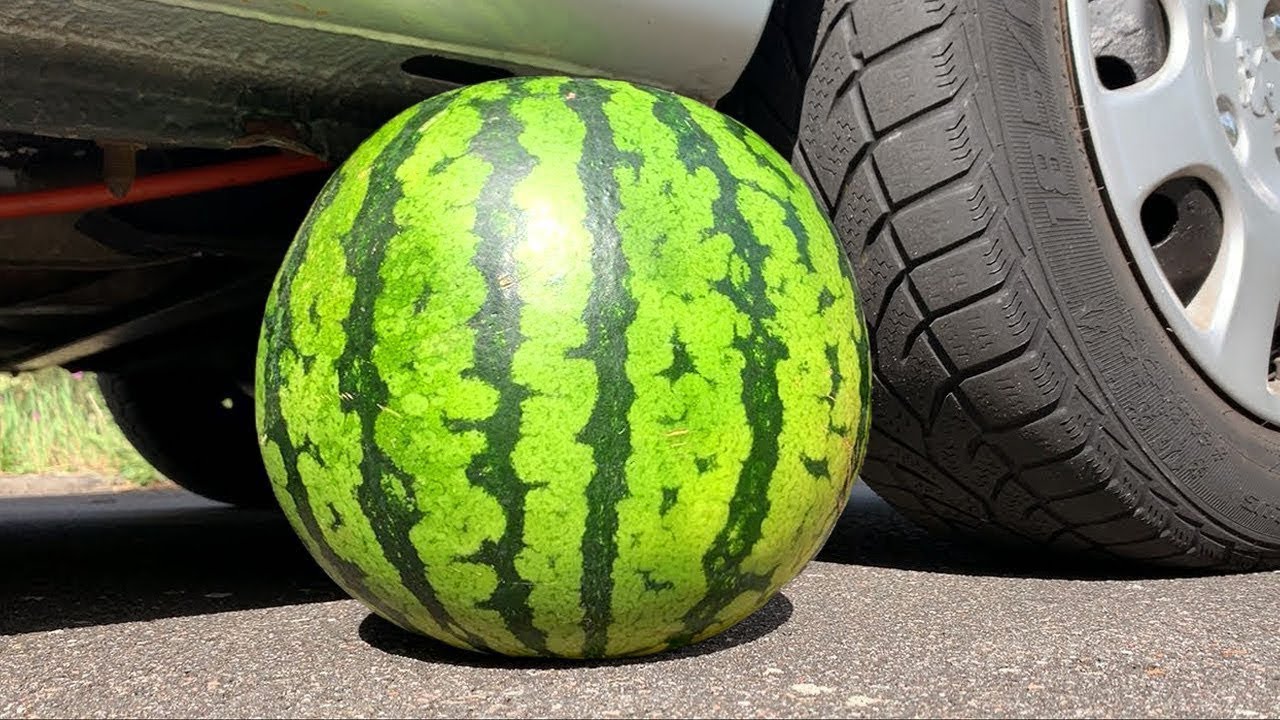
255 77 871 659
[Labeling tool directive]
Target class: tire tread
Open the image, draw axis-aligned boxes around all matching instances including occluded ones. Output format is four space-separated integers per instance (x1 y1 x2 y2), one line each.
777 0 1274 569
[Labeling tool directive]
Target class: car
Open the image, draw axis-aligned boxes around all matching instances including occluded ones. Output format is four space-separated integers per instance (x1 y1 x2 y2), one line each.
2 0 1276 569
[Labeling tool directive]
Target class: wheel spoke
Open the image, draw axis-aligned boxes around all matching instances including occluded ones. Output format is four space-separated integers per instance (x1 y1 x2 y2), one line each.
1070 0 1280 421
1232 0 1274 39
1083 0 1236 213
1205 19 1245 103
1189 210 1280 397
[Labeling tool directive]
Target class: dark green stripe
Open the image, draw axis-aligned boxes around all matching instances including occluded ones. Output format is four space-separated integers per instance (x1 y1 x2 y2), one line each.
850 323 873 479
834 229 873 477
712 102 859 477
332 98 487 651
825 343 845 429
649 92 787 641
719 103 870 546
721 105 870 476
714 114 820 274
451 90 548 655
564 81 640 658
259 176 424 635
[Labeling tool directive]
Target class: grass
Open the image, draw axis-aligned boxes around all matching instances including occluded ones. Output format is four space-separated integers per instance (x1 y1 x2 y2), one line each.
0 368 161 484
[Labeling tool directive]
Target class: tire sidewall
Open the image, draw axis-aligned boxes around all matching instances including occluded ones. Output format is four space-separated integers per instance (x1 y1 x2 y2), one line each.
977 0 1280 552
100 371 274 507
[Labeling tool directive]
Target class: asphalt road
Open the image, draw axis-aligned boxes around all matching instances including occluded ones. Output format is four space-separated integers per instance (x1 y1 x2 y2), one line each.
2 484 1278 719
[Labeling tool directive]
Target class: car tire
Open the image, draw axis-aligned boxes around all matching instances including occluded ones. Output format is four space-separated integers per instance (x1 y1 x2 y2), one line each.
724 0 1280 569
99 371 275 508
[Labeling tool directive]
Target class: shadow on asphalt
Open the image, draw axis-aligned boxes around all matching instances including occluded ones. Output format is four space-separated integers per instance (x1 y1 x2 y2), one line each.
358 592 794 669
0 489 343 636
1 482 1195 638
819 485 1186 581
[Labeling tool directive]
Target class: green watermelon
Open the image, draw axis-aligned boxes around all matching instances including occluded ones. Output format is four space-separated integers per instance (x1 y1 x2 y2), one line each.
255 76 871 659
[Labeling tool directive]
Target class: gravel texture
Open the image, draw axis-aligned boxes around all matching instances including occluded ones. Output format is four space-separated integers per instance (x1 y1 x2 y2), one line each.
2 484 1277 718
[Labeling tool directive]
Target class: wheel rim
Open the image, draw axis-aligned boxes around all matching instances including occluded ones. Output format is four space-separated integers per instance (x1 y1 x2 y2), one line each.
1068 0 1280 424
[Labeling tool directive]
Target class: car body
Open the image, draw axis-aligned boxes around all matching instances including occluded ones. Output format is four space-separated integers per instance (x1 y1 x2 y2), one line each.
0 0 772 375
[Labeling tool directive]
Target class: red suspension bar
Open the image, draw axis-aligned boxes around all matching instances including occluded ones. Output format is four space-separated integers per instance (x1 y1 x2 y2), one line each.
0 153 331 220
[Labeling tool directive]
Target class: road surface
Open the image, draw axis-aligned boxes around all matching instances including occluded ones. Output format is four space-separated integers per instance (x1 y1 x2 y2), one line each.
2 483 1277 718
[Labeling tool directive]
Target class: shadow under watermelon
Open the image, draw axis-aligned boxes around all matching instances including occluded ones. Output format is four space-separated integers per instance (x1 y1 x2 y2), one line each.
358 592 794 668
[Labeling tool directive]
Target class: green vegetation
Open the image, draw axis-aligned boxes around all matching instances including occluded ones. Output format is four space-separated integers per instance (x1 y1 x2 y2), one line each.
0 368 160 483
